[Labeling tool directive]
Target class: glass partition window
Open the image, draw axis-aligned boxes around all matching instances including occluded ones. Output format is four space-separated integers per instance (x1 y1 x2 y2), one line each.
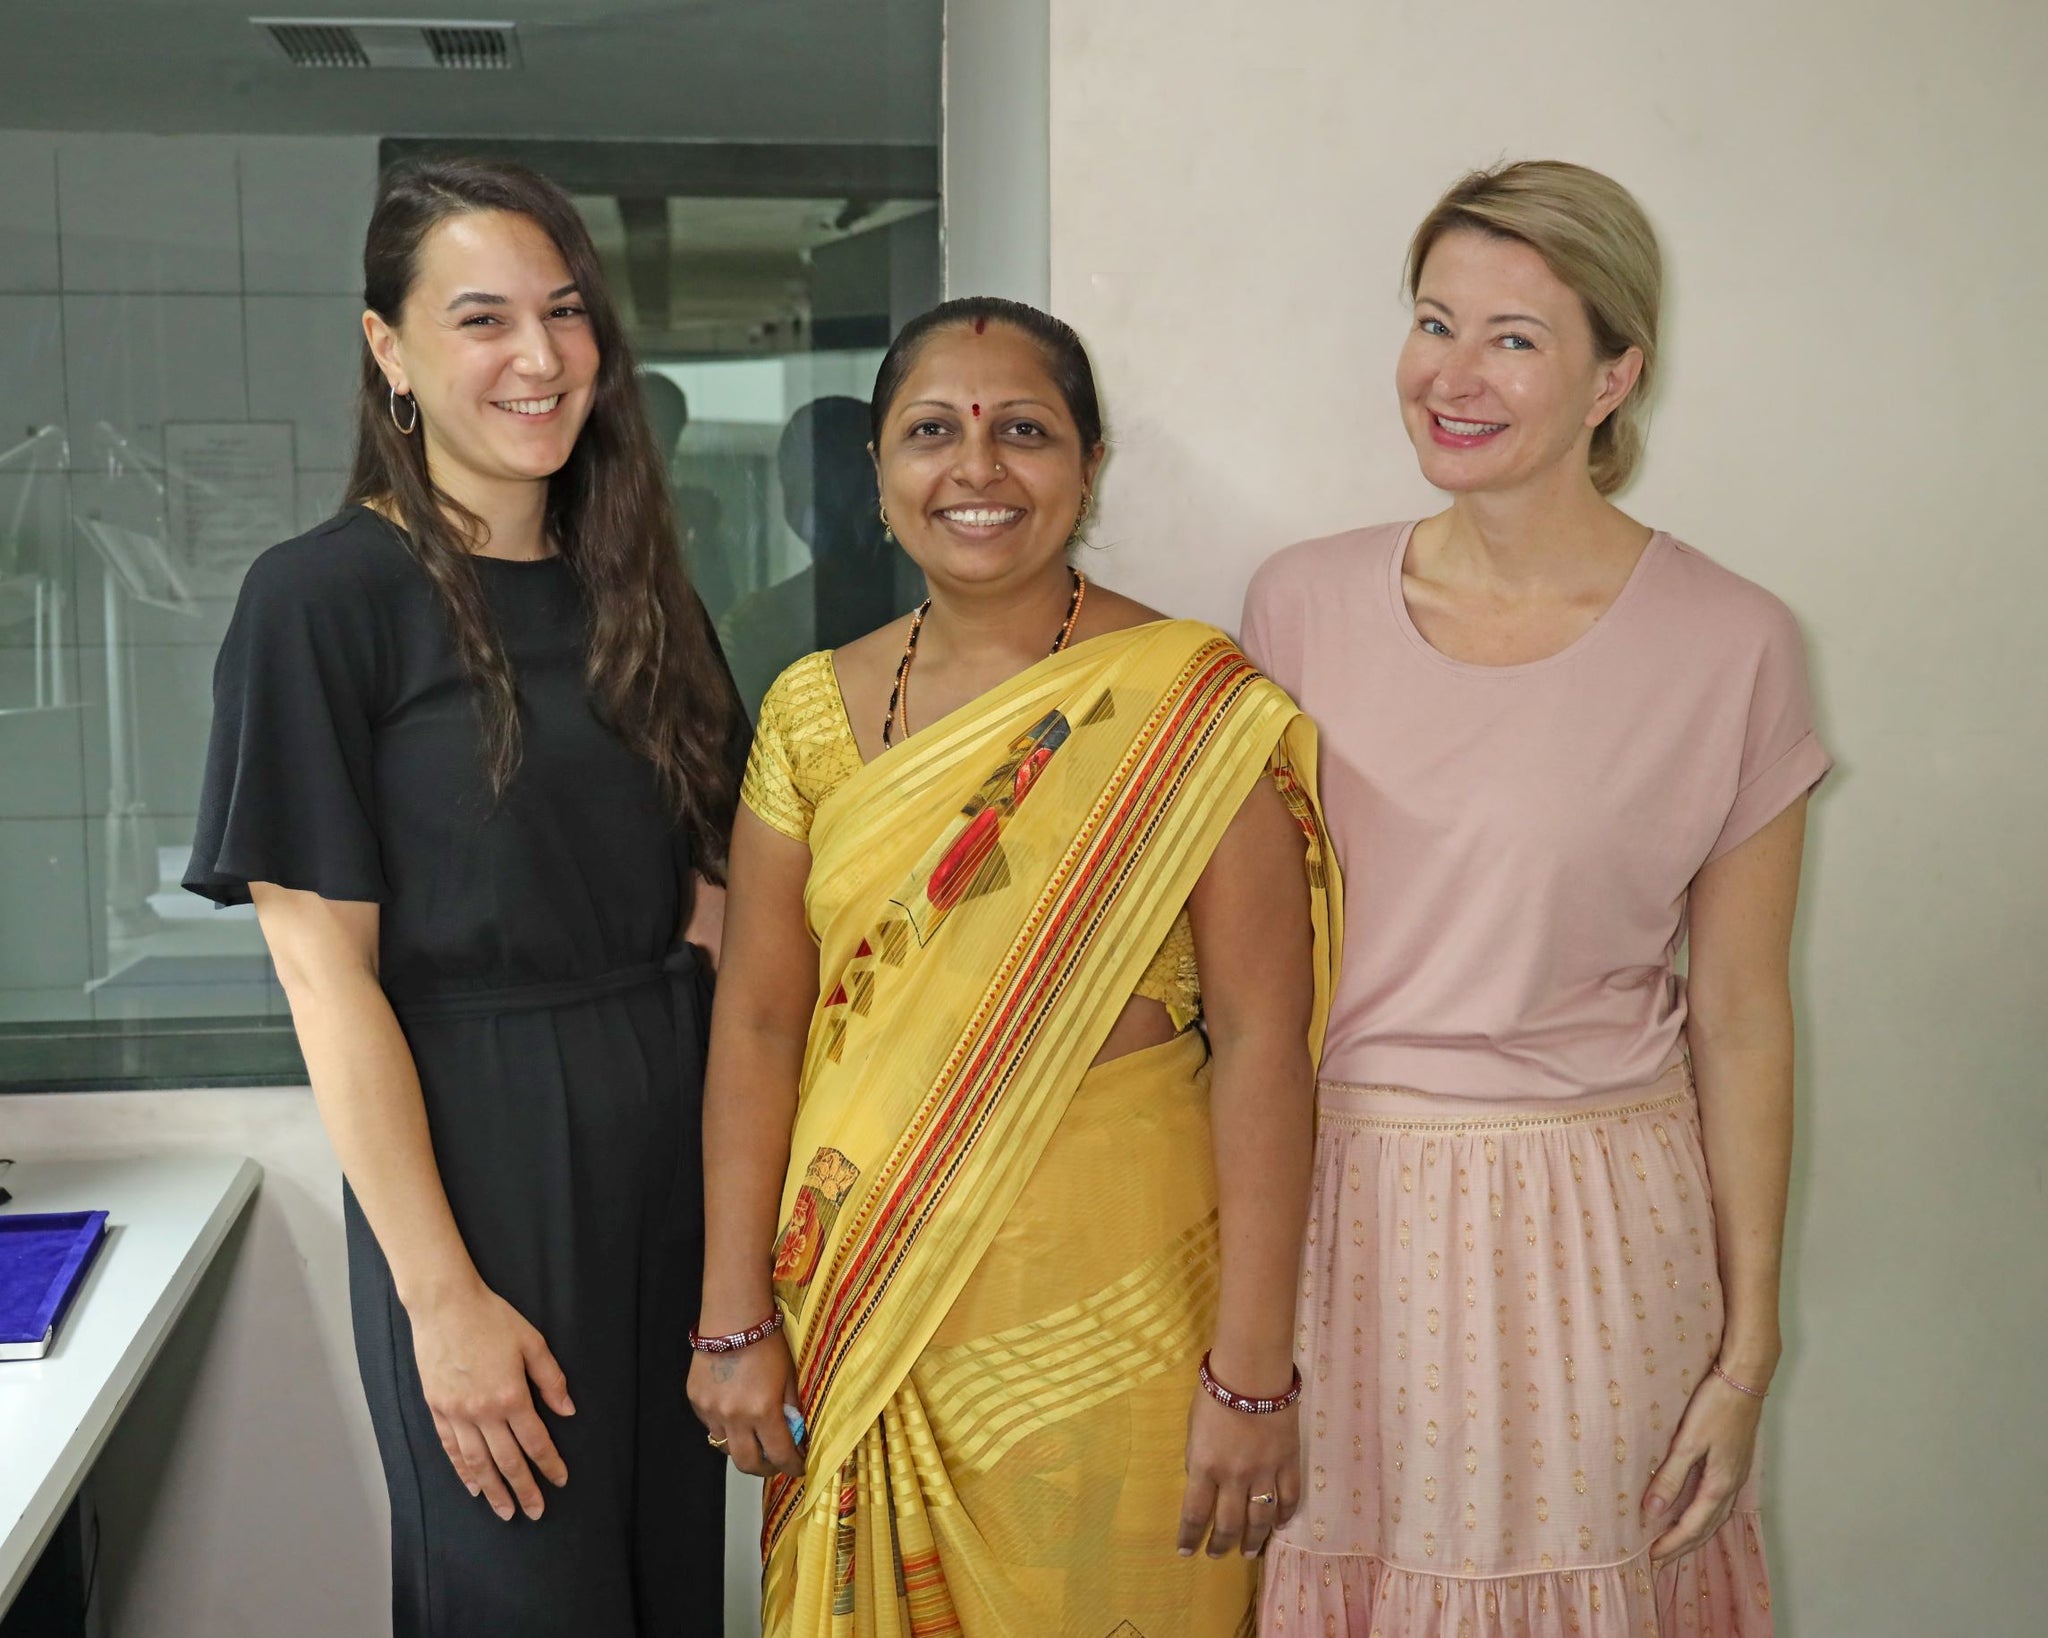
0 132 360 1068
0 130 936 1087
569 184 934 713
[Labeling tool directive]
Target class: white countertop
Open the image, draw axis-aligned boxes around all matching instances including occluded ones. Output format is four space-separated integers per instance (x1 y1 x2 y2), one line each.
0 1152 261 1611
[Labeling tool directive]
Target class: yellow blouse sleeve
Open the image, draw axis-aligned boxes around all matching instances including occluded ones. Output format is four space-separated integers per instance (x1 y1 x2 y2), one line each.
1128 747 1319 1032
1133 909 1202 1032
740 652 863 843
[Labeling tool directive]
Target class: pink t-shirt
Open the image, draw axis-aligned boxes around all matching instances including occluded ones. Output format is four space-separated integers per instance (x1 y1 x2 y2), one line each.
1242 521 1830 1100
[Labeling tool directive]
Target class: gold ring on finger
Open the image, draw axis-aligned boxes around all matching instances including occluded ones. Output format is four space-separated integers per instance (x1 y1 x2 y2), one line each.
707 1434 729 1450
1249 1491 1278 1506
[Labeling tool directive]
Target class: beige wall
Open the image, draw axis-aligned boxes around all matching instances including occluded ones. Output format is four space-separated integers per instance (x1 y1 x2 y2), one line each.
1049 0 2047 1630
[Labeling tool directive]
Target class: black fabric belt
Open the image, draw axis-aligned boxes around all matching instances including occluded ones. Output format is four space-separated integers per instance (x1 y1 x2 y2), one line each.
387 944 705 1022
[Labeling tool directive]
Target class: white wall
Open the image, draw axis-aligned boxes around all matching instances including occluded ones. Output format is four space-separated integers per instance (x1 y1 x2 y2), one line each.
1048 1 2048 1632
941 0 1050 303
4 1093 769 1636
1 1092 385 1636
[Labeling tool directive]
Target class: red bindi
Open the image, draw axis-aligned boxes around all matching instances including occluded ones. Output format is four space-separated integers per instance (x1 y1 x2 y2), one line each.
971 403 981 417
973 315 988 334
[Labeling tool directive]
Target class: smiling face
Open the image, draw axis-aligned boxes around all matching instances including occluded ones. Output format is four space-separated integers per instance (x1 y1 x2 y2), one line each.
364 208 599 506
873 322 1103 596
1396 228 1642 499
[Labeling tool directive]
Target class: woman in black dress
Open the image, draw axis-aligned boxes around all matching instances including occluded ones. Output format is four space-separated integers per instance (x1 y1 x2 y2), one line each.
185 159 740 1636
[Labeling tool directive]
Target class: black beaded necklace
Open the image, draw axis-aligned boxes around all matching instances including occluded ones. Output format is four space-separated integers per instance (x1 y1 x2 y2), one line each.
882 567 1088 750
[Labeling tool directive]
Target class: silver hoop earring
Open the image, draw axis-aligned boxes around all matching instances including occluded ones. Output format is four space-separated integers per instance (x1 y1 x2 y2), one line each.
388 386 419 436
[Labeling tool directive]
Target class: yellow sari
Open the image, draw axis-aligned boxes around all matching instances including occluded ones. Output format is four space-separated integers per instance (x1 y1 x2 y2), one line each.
741 619 1340 1638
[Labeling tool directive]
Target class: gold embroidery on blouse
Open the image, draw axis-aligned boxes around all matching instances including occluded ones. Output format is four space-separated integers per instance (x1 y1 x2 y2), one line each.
1134 910 1200 1029
739 651 865 842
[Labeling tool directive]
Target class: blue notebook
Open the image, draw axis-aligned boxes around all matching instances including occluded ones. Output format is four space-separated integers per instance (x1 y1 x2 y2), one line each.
0 1210 110 1361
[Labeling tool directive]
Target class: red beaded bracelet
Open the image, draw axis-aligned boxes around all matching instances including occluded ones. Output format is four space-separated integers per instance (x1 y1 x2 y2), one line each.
689 1310 783 1355
1197 1351 1303 1415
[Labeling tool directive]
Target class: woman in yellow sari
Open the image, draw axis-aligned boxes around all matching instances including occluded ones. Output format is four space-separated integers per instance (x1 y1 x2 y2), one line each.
689 298 1340 1637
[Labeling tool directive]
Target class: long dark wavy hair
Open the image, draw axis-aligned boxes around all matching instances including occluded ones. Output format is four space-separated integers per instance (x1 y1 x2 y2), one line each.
345 158 740 873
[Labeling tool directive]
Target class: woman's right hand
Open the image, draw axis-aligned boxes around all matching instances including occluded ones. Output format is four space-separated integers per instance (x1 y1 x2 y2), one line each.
688 1330 805 1478
409 1279 574 1521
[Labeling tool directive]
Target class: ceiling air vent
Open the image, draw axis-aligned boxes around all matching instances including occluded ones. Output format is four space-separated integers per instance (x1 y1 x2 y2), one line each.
254 18 523 70
422 26 516 70
263 22 371 68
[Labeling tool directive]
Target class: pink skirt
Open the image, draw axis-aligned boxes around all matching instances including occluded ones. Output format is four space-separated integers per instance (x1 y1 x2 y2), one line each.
1261 1064 1772 1637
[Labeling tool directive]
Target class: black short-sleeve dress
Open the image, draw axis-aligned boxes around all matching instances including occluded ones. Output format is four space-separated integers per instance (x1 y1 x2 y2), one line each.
186 506 734 1637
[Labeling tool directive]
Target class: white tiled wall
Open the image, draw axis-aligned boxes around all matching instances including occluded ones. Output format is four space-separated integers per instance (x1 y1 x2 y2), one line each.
0 132 61 292
56 135 246 295
0 131 378 1025
0 817 93 987
245 294 367 469
61 294 251 455
0 293 67 424
239 137 386 296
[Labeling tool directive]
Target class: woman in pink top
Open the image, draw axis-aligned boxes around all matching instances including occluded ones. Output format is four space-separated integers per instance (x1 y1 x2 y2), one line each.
1242 162 1828 1636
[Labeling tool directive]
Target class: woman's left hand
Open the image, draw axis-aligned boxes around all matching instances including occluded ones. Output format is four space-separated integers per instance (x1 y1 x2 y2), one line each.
1178 1389 1300 1559
1641 1369 1766 1562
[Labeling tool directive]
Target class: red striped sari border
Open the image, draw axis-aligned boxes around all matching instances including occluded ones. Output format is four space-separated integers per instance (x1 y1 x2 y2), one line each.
766 641 1266 1547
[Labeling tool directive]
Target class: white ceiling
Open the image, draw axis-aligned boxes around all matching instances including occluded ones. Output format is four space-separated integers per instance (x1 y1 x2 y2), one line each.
1 0 942 143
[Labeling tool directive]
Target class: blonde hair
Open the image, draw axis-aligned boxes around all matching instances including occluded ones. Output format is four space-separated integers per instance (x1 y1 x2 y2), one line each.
1406 161 1663 495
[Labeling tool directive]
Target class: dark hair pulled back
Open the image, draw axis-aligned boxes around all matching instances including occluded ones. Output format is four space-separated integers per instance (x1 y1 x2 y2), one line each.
345 157 741 875
869 296 1104 453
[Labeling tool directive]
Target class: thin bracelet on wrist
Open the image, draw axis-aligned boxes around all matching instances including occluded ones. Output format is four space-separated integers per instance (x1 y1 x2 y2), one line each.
1710 1361 1769 1399
1197 1351 1303 1415
689 1309 783 1355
